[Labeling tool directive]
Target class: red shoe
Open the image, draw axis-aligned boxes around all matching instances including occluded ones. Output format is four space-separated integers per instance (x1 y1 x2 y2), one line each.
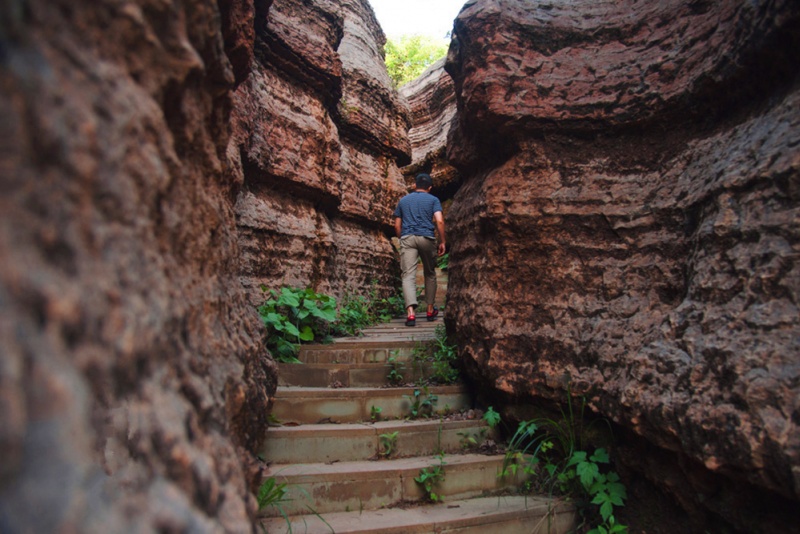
426 307 439 322
405 315 416 327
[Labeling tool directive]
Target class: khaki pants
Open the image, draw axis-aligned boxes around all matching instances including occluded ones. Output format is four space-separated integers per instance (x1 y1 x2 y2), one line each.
399 235 437 311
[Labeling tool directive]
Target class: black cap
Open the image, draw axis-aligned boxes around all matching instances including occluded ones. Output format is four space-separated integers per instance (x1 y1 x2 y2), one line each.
415 173 433 189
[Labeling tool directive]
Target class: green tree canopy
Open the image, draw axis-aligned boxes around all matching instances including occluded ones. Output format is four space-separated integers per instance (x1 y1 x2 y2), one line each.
384 34 449 88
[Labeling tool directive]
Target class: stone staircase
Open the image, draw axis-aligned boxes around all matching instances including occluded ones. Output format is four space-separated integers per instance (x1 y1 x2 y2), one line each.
258 314 575 533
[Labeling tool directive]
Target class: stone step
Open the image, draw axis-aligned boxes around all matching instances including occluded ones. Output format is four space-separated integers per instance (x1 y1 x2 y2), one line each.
261 418 496 464
297 341 425 364
260 454 527 517
277 360 435 387
272 386 470 424
260 495 575 534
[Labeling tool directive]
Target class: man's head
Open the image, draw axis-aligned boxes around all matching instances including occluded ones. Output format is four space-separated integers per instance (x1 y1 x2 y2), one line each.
415 173 433 190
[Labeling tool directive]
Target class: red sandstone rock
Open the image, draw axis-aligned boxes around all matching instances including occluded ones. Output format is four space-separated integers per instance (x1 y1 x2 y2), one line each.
231 0 410 305
400 58 461 193
443 0 800 530
0 0 275 531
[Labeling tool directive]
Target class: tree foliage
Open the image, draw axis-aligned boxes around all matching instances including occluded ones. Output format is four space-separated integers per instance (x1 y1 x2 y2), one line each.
384 34 449 88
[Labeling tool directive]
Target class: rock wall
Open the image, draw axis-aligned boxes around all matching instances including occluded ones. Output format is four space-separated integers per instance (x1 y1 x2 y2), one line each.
0 0 410 530
400 58 460 195
443 0 800 531
231 0 410 303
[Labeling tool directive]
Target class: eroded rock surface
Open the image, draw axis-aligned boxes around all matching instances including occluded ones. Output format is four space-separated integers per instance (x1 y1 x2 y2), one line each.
400 59 460 194
232 0 410 303
444 0 800 530
1 0 410 530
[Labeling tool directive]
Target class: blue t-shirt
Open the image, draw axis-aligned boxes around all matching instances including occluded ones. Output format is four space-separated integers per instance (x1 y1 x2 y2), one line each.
394 191 442 238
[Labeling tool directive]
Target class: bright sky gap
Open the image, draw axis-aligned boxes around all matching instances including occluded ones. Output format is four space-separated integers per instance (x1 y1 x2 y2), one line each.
368 0 466 41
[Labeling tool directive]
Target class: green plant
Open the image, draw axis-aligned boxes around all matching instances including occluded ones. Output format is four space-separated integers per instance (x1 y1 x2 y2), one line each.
330 291 374 337
410 326 458 385
430 324 459 384
568 449 628 534
258 286 337 363
500 390 627 533
414 453 447 502
404 386 438 419
436 252 449 271
483 406 501 429
379 431 399 458
386 352 405 386
370 405 383 422
330 284 405 335
256 477 334 534
457 426 490 451
257 476 289 512
374 287 405 323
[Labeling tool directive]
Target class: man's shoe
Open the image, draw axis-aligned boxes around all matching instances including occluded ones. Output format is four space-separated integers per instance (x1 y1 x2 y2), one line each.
426 307 439 322
405 315 416 327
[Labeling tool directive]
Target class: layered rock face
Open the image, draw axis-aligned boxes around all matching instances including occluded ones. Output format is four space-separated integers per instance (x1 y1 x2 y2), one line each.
400 59 460 194
444 0 800 530
0 0 277 531
231 0 410 303
0 0 410 530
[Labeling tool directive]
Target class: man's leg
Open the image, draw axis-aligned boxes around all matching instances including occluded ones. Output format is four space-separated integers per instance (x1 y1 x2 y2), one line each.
399 236 419 317
417 236 438 314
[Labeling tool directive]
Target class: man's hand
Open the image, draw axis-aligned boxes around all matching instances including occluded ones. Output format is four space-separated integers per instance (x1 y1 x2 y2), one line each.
433 212 446 256
394 217 402 239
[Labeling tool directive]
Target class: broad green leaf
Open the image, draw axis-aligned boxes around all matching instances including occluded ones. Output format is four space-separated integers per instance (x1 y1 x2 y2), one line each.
278 287 300 307
283 322 301 338
591 448 610 464
577 461 600 488
599 500 614 522
608 482 627 504
567 451 587 467
591 491 610 506
298 325 314 341
262 312 285 327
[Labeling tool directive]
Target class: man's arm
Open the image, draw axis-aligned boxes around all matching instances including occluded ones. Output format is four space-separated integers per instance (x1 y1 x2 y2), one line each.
434 211 446 256
394 217 403 238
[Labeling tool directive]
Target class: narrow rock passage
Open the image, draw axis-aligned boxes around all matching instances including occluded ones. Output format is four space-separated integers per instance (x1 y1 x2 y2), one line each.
259 272 576 533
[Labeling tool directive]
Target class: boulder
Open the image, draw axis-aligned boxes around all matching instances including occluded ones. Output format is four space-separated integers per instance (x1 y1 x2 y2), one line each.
0 0 275 531
443 0 800 531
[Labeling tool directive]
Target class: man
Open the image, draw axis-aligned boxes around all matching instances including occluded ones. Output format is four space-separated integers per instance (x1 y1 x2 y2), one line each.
393 173 446 327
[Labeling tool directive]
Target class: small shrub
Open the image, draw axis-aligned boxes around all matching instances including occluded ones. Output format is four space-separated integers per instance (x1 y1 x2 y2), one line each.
258 286 337 363
404 387 438 419
330 292 374 337
436 252 449 271
483 406 501 429
379 431 399 458
415 454 447 502
430 324 459 384
500 390 627 533
370 405 382 422
457 429 488 451
256 477 288 512
386 352 405 386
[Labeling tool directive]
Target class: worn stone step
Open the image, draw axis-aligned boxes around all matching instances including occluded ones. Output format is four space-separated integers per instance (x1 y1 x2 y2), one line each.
272 386 470 424
277 360 436 387
261 418 496 464
260 495 575 534
260 454 527 517
297 341 425 364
